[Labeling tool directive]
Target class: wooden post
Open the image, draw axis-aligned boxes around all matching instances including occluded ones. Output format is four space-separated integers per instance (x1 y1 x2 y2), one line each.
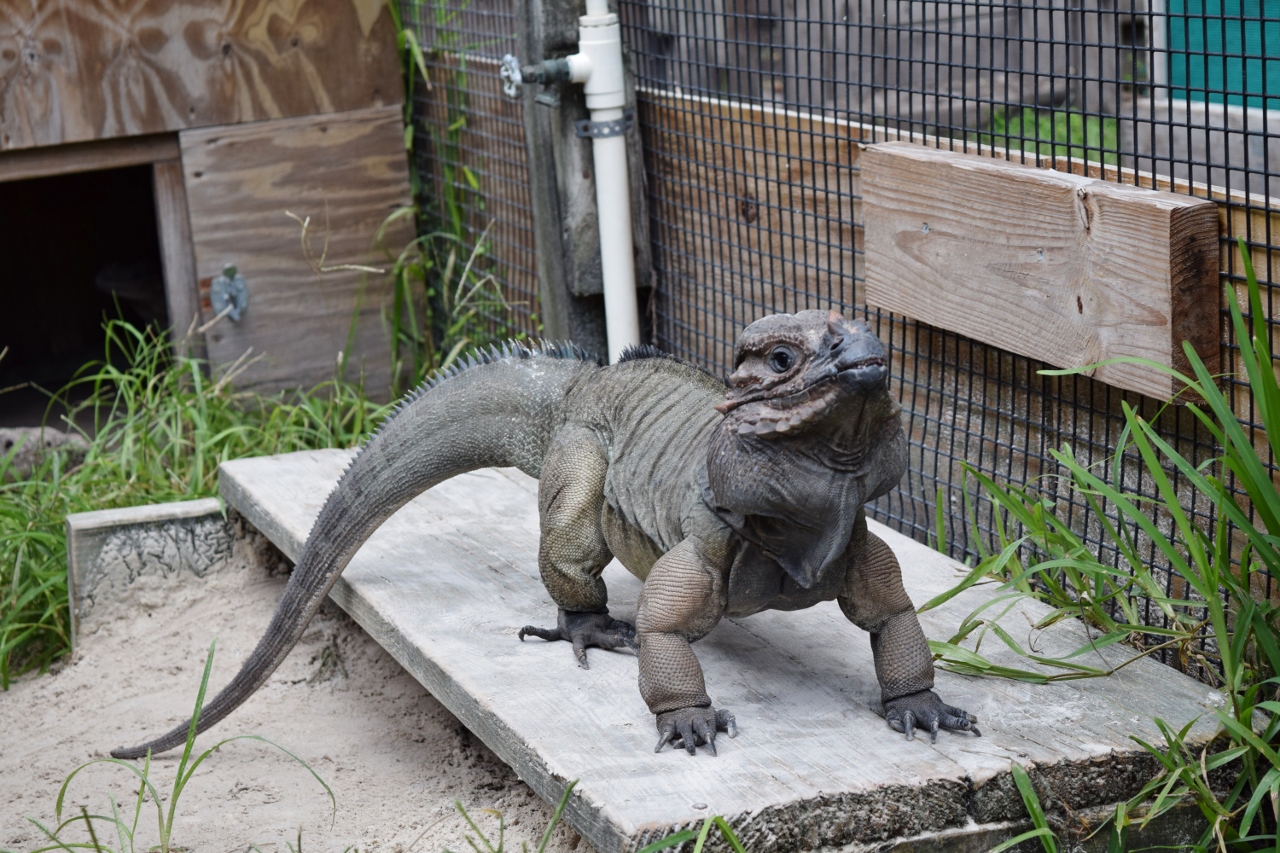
515 0 651 356
152 159 204 360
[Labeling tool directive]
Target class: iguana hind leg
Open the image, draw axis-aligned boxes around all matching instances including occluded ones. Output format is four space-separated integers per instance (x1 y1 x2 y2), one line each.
519 427 636 669
840 522 980 741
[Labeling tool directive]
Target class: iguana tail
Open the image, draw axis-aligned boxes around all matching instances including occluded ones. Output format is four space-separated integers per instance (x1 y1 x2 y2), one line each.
111 342 595 759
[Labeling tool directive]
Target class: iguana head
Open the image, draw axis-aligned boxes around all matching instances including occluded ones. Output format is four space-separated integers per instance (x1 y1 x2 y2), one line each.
714 309 899 443
703 309 907 589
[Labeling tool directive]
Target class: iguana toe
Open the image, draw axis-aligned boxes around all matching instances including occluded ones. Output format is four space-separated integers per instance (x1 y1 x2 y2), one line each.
885 690 980 741
654 706 736 755
517 608 637 669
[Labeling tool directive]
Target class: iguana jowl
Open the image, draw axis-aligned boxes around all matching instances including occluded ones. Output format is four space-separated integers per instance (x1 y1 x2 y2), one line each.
113 309 979 759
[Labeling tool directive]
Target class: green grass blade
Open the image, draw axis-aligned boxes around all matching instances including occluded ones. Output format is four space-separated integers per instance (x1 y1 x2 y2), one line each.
635 829 698 853
711 817 748 853
1011 763 1058 853
535 780 577 853
691 817 715 853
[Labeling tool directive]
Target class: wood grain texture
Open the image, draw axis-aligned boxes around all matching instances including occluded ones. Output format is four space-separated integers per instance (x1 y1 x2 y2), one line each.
861 141 1220 399
221 448 1220 853
0 131 177 181
180 105 412 393
641 92 1264 376
152 158 203 356
0 0 400 151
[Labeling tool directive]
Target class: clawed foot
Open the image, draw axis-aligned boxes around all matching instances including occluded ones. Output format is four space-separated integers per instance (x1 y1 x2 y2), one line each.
518 608 637 669
884 690 980 741
654 706 737 756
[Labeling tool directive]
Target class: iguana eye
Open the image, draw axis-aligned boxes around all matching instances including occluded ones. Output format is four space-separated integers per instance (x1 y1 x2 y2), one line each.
767 346 795 374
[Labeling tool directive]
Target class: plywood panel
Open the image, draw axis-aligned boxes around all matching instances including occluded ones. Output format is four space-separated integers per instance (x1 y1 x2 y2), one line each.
180 104 412 394
0 132 178 182
861 141 1220 399
0 0 400 151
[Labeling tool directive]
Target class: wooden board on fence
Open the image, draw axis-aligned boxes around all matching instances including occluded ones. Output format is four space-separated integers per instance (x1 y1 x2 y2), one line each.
0 0 400 151
220 447 1220 853
860 141 1220 400
180 105 412 394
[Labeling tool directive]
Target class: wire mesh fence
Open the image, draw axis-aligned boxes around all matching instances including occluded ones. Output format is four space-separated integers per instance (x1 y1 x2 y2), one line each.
401 0 543 339
616 0 1279 648
405 0 1280 659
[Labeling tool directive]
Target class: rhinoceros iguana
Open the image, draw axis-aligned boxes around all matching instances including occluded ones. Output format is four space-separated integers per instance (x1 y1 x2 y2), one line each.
113 309 978 759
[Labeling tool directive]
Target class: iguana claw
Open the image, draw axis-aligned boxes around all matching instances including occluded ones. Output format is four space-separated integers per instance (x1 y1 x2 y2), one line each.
518 608 637 669
655 706 737 755
884 690 980 741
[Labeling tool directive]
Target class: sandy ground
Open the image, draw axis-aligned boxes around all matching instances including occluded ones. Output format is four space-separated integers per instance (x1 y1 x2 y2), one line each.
0 528 587 853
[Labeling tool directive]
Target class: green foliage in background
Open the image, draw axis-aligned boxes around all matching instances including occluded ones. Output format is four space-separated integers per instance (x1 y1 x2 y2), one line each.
929 238 1280 850
0 321 393 687
977 106 1119 166
384 0 532 396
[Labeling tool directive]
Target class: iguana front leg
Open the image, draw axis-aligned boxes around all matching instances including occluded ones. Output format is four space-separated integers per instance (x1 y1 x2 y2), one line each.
520 427 636 668
840 523 980 741
637 538 737 755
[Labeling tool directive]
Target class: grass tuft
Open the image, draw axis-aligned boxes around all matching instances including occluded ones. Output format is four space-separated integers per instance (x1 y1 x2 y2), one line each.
6 641 334 853
0 319 394 687
931 237 1280 849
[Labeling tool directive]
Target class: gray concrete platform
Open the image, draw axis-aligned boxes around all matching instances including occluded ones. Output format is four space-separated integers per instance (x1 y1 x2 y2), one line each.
219 448 1221 852
66 498 231 646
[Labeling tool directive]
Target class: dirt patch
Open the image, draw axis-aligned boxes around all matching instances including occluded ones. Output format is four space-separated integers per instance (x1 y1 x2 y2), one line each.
0 527 586 853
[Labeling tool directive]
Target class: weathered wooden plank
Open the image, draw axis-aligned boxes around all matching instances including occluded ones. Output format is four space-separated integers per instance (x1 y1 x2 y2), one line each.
179 105 413 394
0 0 401 151
220 447 1221 853
861 141 1220 399
640 90 1280 360
152 158 203 357
0 132 178 183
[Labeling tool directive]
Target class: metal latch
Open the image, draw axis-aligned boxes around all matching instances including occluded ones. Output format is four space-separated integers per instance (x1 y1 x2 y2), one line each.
210 265 248 322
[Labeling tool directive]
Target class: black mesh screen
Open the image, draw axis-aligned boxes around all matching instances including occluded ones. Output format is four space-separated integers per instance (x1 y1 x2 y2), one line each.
402 0 543 337
405 0 1280 648
616 0 1278 633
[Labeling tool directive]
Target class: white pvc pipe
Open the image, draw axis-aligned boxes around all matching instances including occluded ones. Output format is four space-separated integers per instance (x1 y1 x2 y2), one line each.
572 1 640 364
589 112 641 364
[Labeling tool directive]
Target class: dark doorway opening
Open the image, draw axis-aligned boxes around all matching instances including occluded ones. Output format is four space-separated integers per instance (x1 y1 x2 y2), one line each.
0 165 167 427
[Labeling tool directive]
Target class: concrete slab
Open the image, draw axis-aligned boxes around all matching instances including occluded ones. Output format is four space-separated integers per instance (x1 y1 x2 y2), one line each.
219 449 1222 852
66 498 230 645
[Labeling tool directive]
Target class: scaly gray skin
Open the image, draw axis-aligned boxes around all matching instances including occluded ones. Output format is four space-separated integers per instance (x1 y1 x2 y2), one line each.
112 310 979 760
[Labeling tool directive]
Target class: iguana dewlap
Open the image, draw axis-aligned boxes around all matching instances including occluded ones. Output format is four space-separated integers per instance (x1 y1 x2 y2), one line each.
113 309 978 759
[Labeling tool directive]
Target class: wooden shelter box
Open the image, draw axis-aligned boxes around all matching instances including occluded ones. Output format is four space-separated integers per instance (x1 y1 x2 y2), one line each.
0 0 413 395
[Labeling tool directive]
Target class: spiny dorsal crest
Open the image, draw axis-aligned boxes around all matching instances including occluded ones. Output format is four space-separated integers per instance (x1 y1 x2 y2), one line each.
351 338 598 456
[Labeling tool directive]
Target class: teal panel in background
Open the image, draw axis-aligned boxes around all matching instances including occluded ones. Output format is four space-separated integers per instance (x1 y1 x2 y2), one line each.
1167 0 1280 108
